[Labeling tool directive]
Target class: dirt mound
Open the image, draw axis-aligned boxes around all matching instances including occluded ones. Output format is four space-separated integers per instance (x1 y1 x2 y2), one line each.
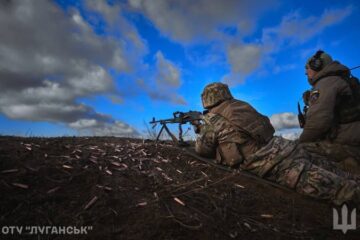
0 136 359 239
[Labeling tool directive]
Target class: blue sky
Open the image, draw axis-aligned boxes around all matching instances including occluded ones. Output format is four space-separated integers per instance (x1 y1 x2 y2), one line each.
0 0 359 139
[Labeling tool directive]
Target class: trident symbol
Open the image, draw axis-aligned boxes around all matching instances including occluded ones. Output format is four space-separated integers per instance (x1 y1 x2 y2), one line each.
333 204 357 234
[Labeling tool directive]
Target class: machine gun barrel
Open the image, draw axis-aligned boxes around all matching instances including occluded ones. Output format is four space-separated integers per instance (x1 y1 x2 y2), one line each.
149 110 204 145
150 111 203 126
149 117 178 125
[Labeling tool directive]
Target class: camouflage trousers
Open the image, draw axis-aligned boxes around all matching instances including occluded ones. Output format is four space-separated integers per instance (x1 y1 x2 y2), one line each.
298 141 360 175
246 137 360 206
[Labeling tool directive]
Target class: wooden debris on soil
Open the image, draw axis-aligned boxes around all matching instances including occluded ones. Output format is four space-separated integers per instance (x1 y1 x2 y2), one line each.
25 166 39 172
47 186 61 194
234 184 245 189
62 164 73 169
243 222 252 230
113 163 128 171
23 143 34 151
260 214 273 219
161 173 173 181
1 169 19 174
173 197 185 206
96 185 112 191
89 158 98 164
12 183 29 189
139 149 147 156
229 231 238 238
136 202 147 207
111 162 121 167
84 196 98 210
152 159 161 164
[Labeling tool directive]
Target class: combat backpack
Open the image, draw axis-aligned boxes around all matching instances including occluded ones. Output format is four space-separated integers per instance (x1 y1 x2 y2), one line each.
336 74 360 124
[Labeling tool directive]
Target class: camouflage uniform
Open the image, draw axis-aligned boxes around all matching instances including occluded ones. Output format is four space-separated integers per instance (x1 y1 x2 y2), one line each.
299 141 360 175
301 58 360 145
300 51 360 172
196 82 360 206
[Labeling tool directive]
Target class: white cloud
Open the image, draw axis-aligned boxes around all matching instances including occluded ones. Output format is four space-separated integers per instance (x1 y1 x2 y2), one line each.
220 5 353 85
136 51 187 105
275 128 301 140
222 43 262 84
67 64 113 94
270 112 299 130
262 6 353 51
227 43 262 74
128 0 276 43
126 0 352 87
155 51 181 87
70 119 138 137
85 0 120 24
69 119 98 129
1 103 90 123
22 80 73 102
221 73 245 86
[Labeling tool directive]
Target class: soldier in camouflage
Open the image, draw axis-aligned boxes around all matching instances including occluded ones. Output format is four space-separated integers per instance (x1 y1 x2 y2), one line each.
195 82 360 207
299 50 360 173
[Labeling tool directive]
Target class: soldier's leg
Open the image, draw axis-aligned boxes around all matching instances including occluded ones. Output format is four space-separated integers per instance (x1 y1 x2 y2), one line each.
266 156 360 206
295 143 359 181
296 163 360 206
299 142 360 175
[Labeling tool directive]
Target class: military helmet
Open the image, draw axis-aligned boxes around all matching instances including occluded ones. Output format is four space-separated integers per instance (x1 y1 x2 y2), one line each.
201 82 233 109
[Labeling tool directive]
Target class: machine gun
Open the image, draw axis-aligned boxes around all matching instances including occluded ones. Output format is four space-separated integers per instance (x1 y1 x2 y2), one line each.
150 111 204 145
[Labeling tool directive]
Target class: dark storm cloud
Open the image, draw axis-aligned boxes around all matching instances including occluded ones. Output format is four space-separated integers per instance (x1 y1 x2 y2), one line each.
0 0 139 136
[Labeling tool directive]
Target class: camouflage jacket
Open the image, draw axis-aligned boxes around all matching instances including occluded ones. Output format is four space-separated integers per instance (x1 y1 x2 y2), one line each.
195 99 275 168
300 61 360 145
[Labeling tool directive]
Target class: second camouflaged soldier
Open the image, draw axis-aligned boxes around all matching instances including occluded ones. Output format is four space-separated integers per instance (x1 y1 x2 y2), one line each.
195 82 360 207
300 50 360 173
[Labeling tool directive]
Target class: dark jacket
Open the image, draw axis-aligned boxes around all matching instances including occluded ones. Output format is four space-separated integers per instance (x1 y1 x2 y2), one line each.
299 61 360 145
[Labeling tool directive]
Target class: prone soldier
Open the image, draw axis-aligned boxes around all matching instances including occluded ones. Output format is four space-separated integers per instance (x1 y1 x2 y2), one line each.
194 82 360 207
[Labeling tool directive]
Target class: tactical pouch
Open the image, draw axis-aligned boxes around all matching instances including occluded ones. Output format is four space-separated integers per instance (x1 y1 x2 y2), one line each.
216 142 243 167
